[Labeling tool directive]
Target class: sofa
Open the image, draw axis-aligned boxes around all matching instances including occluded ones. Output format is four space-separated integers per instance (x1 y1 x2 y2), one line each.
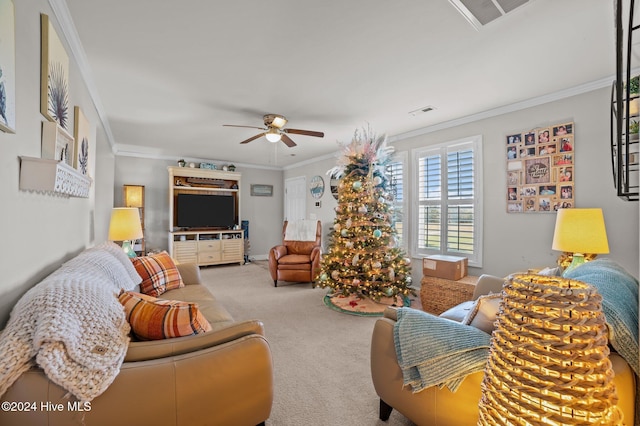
371 270 637 425
0 243 273 426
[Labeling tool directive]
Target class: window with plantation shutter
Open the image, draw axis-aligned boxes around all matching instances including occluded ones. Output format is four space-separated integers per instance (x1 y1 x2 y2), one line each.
413 136 483 266
386 152 407 248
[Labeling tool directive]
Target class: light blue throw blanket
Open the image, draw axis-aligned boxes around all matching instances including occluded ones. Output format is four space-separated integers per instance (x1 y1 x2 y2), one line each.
393 307 491 393
564 258 639 376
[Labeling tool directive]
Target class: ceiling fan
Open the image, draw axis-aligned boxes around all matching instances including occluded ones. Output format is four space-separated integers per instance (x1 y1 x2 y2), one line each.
223 114 324 147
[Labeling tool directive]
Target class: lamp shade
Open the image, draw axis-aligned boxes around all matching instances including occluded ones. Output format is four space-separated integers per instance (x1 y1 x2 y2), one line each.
552 208 609 254
108 207 143 241
123 185 144 208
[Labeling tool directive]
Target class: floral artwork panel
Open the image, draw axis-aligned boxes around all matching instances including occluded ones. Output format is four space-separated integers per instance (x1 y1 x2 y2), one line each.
74 106 91 176
0 0 16 133
41 14 70 131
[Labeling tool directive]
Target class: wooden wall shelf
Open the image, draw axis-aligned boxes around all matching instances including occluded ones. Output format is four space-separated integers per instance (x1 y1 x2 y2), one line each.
19 156 92 198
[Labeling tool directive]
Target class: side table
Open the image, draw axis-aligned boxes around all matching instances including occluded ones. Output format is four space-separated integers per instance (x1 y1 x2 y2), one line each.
420 275 480 315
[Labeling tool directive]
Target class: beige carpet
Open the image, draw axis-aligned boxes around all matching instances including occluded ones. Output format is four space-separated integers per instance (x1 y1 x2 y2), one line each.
200 261 416 426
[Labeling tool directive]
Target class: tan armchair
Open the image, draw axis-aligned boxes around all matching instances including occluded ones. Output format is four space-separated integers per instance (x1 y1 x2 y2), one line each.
268 220 322 287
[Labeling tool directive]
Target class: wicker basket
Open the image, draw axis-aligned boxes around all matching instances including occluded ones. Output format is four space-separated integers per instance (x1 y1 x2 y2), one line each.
419 275 478 315
478 274 622 425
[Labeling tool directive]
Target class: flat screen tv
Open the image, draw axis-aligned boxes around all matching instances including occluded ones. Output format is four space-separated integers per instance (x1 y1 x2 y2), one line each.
176 193 236 229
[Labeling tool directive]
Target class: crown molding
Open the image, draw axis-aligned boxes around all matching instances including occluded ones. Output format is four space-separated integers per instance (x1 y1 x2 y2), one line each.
389 75 614 143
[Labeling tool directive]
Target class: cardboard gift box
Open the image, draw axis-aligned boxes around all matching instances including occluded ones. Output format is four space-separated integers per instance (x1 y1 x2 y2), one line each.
422 255 468 280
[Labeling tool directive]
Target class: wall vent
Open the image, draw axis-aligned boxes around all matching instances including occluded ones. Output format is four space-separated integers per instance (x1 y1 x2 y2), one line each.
448 0 530 29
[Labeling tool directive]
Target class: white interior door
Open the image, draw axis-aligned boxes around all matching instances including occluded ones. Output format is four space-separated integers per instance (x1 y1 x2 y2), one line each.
285 176 306 223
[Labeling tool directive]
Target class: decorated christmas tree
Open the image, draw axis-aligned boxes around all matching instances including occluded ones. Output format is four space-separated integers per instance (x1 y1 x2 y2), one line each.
316 129 413 302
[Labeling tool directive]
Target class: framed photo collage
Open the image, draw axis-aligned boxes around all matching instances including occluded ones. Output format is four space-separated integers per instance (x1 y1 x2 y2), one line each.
506 122 574 213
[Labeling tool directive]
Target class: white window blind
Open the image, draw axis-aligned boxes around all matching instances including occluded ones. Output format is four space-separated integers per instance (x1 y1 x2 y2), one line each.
386 152 407 248
413 136 483 266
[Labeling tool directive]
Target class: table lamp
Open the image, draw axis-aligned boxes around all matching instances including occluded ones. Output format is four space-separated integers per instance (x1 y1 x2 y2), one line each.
108 207 143 258
552 208 609 275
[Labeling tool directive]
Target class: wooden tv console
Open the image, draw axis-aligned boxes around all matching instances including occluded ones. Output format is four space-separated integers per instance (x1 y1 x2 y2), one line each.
168 166 243 266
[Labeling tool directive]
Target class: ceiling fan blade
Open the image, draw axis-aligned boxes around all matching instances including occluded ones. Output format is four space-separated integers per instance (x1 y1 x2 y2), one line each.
240 133 265 144
223 124 266 130
281 133 297 147
284 128 324 138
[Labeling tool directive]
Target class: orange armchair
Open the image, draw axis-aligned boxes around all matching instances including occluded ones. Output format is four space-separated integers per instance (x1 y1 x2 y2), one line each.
269 220 322 287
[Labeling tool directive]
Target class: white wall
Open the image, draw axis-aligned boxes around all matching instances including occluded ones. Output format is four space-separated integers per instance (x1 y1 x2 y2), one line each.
286 88 640 282
114 156 283 259
0 0 114 327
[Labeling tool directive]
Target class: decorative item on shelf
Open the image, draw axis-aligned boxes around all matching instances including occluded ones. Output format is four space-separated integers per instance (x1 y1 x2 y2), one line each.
478 274 622 424
177 159 186 167
73 106 90 175
108 207 143 258
228 164 236 171
199 162 216 170
552 208 609 276
42 121 74 167
222 165 229 171
629 120 639 141
188 162 196 168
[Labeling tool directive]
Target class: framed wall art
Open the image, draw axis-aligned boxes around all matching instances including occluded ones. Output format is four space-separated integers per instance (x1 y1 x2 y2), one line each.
251 184 273 196
74 106 90 175
506 121 574 213
309 175 325 199
0 0 16 133
41 14 70 132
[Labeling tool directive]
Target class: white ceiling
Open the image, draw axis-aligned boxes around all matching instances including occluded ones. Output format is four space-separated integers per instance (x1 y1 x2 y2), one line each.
60 0 615 169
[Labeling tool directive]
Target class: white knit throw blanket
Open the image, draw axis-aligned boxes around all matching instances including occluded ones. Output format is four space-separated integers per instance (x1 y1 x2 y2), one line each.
0 256 132 402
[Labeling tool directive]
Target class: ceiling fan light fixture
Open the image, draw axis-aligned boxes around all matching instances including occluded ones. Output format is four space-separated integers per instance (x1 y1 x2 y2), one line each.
271 116 287 128
265 129 282 143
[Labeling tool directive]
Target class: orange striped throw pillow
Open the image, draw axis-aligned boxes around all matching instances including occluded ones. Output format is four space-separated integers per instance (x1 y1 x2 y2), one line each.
132 251 184 297
119 291 212 340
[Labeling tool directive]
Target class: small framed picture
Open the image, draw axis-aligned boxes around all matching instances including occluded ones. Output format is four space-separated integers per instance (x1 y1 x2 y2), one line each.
552 122 573 137
559 136 574 152
250 184 273 196
506 133 522 145
524 132 536 146
537 128 551 144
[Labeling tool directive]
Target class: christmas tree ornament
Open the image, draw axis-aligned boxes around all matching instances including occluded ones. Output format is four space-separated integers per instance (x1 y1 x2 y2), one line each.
373 229 382 238
341 229 348 237
331 270 340 280
372 261 382 269
384 287 393 296
345 218 352 228
358 205 368 214
374 176 382 186
320 273 328 281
